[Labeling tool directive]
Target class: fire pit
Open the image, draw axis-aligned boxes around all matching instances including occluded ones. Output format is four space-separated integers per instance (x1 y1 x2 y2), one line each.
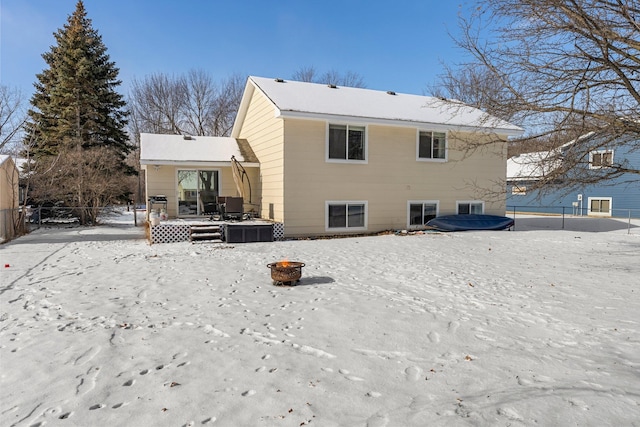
267 261 305 286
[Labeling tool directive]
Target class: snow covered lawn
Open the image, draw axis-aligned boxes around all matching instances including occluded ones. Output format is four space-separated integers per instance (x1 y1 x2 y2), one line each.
1 216 639 426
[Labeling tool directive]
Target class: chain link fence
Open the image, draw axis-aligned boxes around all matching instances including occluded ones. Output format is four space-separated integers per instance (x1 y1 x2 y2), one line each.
1 205 144 243
507 205 640 234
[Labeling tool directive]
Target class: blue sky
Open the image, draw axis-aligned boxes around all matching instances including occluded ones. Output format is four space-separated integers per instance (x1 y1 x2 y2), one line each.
1 0 470 101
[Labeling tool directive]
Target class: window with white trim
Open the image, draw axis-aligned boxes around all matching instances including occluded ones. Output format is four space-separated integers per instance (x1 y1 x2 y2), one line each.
588 197 612 216
408 201 439 227
457 201 484 215
417 131 447 160
328 124 366 161
326 201 367 230
511 185 527 195
590 150 614 169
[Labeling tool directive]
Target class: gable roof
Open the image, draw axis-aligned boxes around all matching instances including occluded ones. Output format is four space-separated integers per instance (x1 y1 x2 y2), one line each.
507 151 560 181
507 132 615 181
232 76 524 137
139 134 258 166
0 155 18 169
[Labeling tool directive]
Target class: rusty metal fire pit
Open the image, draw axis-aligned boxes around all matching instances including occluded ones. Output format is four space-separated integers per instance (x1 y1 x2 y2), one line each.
267 261 305 286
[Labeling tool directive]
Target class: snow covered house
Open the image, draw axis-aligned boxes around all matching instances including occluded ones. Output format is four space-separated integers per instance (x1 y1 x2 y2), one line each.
142 76 524 238
507 133 640 218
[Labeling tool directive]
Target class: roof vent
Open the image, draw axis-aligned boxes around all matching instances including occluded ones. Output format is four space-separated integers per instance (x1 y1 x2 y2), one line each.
183 134 192 140
275 78 285 83
386 91 396 95
327 84 337 89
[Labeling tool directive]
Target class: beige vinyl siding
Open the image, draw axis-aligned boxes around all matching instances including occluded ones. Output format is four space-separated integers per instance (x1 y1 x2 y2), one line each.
0 159 18 211
237 167 261 215
144 165 176 217
445 131 507 215
235 88 285 221
0 158 19 241
218 166 261 214
281 120 508 237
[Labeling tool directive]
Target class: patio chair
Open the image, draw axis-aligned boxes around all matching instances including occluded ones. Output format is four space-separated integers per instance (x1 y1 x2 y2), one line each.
199 190 218 215
222 196 243 220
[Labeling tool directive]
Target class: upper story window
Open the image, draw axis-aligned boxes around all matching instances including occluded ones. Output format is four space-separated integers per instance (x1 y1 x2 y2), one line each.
511 184 527 195
418 131 447 161
328 124 366 162
590 150 614 169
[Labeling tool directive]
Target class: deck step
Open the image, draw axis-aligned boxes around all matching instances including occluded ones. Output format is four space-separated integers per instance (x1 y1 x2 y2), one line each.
189 224 223 243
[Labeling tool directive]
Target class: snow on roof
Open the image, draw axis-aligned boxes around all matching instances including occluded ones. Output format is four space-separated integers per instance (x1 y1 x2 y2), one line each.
507 132 600 181
0 155 19 170
243 76 524 136
139 134 255 165
507 151 561 181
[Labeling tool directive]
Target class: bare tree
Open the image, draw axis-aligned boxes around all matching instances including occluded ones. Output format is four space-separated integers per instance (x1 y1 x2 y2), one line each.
0 85 26 153
291 66 318 83
447 0 640 193
292 66 367 88
128 70 245 137
206 73 245 137
129 73 187 136
28 146 132 224
430 63 515 122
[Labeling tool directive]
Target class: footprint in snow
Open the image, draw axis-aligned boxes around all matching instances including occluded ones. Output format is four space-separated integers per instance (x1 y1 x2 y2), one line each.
366 412 390 427
448 321 460 334
428 331 440 343
73 345 101 366
497 407 523 421
404 366 422 381
568 398 590 410
76 366 101 396
58 411 73 419
339 368 364 381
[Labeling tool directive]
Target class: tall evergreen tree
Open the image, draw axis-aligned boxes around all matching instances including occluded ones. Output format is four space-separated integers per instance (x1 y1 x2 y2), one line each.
25 1 133 224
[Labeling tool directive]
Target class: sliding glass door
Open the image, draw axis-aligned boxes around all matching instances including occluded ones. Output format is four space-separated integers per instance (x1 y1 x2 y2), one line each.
177 169 219 216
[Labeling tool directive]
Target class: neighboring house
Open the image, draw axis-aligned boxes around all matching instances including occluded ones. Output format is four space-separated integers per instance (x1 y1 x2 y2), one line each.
507 134 640 218
0 155 20 242
13 157 28 206
142 76 524 237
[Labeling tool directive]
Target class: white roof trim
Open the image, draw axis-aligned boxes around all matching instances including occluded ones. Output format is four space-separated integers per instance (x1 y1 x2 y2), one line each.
141 160 259 168
277 110 522 136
